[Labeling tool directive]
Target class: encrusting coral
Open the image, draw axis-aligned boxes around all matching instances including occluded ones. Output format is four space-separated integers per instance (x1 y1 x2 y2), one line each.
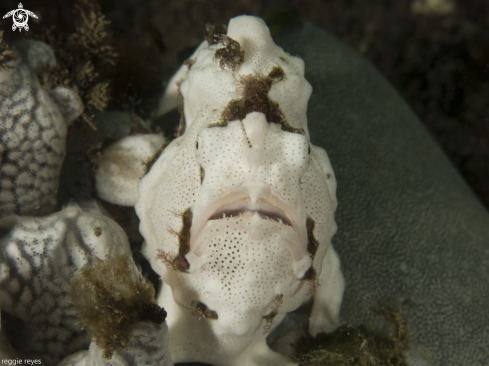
0 201 132 364
69 255 168 361
0 11 165 359
0 39 83 218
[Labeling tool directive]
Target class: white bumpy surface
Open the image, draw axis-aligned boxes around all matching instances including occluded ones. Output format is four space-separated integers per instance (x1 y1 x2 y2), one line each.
0 201 131 364
136 15 345 366
0 40 82 218
95 133 167 207
58 321 172 366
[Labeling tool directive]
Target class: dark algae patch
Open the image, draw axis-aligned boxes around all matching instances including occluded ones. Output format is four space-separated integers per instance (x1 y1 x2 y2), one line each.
211 66 305 135
219 70 278 124
213 34 245 71
306 217 320 259
156 207 192 273
192 301 219 320
302 267 317 281
70 255 166 360
175 207 193 272
263 294 283 335
143 140 169 176
294 302 415 366
28 0 117 129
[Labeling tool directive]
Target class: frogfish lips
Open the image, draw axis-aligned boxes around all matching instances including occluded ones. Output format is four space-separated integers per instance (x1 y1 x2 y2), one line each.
189 181 308 261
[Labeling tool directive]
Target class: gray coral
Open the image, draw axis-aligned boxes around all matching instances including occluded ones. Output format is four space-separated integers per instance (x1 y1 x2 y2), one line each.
0 40 82 218
0 201 131 364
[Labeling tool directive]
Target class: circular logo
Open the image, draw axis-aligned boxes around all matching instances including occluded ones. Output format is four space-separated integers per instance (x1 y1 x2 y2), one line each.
2 3 38 32
12 8 29 29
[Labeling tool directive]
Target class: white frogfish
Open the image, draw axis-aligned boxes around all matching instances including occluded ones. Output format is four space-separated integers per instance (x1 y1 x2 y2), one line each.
135 15 345 366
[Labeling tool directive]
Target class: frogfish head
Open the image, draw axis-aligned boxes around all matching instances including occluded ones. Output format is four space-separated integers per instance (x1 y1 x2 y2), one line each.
136 15 338 342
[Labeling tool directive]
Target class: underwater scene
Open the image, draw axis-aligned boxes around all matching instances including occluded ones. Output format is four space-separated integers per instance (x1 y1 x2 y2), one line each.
0 0 488 365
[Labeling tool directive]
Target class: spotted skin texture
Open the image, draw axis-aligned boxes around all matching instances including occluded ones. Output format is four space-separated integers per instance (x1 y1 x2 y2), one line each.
95 133 167 207
0 202 131 364
0 41 81 218
137 16 344 366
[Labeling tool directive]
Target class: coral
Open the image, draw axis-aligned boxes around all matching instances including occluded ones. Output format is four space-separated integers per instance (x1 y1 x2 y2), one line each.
0 40 82 218
70 255 165 360
58 321 173 366
85 81 110 112
0 201 131 364
58 254 172 365
32 0 117 129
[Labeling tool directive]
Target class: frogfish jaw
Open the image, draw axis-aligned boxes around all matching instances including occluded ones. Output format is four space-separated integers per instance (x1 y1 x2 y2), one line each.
190 180 308 261
183 211 313 337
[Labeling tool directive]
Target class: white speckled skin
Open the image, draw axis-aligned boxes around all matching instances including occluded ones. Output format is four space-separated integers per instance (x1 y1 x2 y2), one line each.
95 134 167 206
137 16 345 365
0 201 131 364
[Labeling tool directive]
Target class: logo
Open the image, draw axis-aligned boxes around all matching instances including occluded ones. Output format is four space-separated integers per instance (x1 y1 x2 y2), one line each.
3 3 38 32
